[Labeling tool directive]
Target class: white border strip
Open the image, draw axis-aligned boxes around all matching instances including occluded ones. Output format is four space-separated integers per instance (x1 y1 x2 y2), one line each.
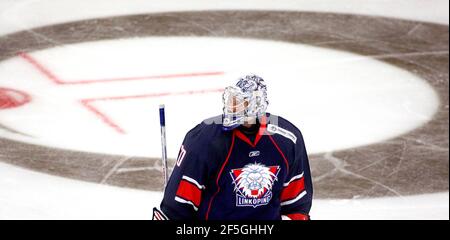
281 191 307 206
182 175 205 190
267 124 297 144
283 172 304 187
175 196 199 211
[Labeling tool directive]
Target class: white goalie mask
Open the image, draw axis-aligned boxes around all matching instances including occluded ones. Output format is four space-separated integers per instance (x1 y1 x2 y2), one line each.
222 74 269 131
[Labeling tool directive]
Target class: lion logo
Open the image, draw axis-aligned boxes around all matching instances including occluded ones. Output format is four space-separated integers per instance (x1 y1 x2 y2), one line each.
230 163 280 208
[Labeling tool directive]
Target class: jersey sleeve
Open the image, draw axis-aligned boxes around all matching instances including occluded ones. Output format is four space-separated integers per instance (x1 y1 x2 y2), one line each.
280 129 313 220
159 130 209 220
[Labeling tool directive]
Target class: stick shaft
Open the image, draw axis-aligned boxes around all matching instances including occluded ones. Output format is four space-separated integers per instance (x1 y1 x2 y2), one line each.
159 105 169 189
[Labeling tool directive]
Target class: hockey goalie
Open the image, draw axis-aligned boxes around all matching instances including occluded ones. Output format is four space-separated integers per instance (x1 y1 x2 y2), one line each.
153 74 313 220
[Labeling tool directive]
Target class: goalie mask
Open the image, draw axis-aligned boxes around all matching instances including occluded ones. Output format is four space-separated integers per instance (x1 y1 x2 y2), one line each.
222 74 269 131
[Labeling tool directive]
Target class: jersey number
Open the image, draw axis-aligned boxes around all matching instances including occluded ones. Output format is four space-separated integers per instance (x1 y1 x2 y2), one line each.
176 145 187 167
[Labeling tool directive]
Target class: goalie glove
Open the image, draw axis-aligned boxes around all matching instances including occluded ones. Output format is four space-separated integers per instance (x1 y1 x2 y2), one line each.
152 208 169 220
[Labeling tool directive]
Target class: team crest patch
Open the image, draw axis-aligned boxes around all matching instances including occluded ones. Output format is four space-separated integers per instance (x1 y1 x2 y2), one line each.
230 163 280 208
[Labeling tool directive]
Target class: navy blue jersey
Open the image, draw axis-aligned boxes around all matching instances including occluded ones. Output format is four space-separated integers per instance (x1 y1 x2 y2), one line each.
160 113 313 220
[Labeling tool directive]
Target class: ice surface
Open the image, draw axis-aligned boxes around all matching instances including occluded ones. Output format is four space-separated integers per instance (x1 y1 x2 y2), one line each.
0 0 448 36
0 37 440 157
0 0 448 220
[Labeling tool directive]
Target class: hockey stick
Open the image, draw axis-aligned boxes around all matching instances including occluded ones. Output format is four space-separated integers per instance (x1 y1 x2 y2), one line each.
159 104 169 190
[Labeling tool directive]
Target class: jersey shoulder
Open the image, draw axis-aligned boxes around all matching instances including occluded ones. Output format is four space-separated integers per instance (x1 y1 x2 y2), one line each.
182 115 225 152
266 113 304 145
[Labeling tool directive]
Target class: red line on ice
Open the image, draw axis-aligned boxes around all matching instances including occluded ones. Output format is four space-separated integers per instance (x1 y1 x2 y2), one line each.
81 88 225 134
18 52 224 85
66 72 225 84
83 88 225 102
81 100 127 134
18 52 64 84
18 51 225 134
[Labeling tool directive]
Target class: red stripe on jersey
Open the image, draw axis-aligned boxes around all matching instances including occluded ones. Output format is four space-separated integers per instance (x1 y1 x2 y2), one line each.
176 180 202 207
235 130 255 146
281 177 305 202
286 213 310 220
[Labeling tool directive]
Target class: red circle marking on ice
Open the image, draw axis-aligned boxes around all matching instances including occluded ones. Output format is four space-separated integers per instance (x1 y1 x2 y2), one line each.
0 88 31 109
